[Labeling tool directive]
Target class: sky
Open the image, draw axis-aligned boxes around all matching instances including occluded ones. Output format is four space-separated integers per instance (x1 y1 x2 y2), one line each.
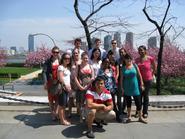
0 0 185 51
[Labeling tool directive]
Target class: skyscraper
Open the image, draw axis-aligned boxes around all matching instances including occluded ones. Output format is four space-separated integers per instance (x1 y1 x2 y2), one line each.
28 34 34 52
114 32 121 48
125 32 133 48
148 36 157 48
104 35 112 51
10 46 17 55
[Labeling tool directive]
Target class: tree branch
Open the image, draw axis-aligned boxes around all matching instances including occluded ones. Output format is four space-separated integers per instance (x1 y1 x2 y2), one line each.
143 0 161 33
74 0 85 25
164 25 172 36
172 26 185 41
85 0 113 22
161 0 171 28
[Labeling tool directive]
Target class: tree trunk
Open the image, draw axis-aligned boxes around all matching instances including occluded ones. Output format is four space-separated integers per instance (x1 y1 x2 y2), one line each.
156 35 164 95
84 24 92 50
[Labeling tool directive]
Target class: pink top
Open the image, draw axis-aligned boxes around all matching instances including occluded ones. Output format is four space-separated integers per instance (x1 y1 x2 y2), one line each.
135 56 154 81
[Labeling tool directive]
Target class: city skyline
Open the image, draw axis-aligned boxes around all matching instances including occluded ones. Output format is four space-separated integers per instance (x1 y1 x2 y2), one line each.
0 0 185 51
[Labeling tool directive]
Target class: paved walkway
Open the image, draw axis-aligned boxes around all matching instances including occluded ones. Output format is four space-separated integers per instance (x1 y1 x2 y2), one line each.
0 105 185 139
15 69 42 82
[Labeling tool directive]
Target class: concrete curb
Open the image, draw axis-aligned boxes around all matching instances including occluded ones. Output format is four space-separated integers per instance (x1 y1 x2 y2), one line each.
0 95 185 110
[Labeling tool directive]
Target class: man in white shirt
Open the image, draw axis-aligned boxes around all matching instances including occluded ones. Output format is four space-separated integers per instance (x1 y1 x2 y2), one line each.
88 38 107 60
110 40 120 61
85 76 116 138
67 38 84 58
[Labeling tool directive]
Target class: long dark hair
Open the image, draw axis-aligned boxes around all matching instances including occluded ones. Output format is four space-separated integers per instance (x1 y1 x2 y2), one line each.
72 48 80 61
90 48 101 61
60 53 71 69
101 57 111 70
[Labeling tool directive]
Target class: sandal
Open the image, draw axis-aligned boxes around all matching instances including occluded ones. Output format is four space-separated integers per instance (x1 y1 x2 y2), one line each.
138 118 148 124
61 120 71 126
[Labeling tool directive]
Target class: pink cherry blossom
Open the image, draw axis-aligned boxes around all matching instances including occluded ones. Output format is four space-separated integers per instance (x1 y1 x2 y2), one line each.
0 49 7 67
25 45 51 67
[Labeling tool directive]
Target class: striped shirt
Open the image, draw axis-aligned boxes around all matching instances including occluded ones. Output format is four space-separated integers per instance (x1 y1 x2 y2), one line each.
85 88 112 104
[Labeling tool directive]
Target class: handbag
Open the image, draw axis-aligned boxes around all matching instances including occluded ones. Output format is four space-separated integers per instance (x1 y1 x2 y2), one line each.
152 75 156 84
48 81 61 95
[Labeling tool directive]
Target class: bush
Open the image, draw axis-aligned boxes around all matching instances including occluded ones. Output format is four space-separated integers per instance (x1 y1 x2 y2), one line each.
6 63 24 67
0 73 20 79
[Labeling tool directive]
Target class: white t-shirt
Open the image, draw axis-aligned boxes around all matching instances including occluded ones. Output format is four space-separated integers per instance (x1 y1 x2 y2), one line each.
89 60 102 78
57 65 71 86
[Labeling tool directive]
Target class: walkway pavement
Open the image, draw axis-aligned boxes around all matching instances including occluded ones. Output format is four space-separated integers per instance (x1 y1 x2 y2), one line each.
1 69 46 96
0 105 185 139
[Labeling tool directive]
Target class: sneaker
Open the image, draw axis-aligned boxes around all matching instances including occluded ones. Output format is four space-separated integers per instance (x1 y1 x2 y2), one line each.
86 130 95 138
94 120 103 128
101 120 108 125
138 118 148 124
143 114 148 119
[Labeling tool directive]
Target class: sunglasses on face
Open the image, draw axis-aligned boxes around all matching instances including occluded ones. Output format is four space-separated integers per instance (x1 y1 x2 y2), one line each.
53 51 59 54
112 42 117 44
64 57 70 60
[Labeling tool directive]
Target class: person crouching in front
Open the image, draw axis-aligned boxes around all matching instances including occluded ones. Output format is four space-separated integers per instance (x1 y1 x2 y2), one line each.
85 76 116 138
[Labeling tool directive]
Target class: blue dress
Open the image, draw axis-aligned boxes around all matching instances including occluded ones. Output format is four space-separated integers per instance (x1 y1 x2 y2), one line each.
98 68 117 94
122 65 140 96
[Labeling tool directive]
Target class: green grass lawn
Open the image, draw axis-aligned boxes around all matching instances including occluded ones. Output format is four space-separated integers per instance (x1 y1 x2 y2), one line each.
0 67 39 75
0 67 40 84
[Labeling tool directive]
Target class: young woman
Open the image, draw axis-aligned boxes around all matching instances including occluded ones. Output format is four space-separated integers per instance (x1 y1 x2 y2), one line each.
107 50 119 83
98 57 117 114
117 47 128 121
43 46 60 121
89 48 102 78
57 53 71 125
68 48 81 117
120 54 147 123
135 45 157 118
74 52 95 121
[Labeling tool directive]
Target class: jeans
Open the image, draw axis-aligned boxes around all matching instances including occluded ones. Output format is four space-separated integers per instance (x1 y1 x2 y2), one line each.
117 88 126 115
142 80 152 115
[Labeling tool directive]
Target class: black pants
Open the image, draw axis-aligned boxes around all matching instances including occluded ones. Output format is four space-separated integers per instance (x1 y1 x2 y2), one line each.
117 88 126 115
125 95 141 111
141 80 152 115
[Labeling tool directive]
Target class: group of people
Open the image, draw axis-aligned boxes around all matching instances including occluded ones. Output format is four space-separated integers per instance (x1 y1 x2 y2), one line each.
42 38 156 138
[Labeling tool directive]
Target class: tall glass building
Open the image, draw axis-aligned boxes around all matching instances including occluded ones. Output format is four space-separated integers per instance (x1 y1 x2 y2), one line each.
28 34 34 52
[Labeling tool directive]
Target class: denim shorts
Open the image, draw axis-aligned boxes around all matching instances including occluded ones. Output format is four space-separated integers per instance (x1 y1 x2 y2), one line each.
58 89 68 107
